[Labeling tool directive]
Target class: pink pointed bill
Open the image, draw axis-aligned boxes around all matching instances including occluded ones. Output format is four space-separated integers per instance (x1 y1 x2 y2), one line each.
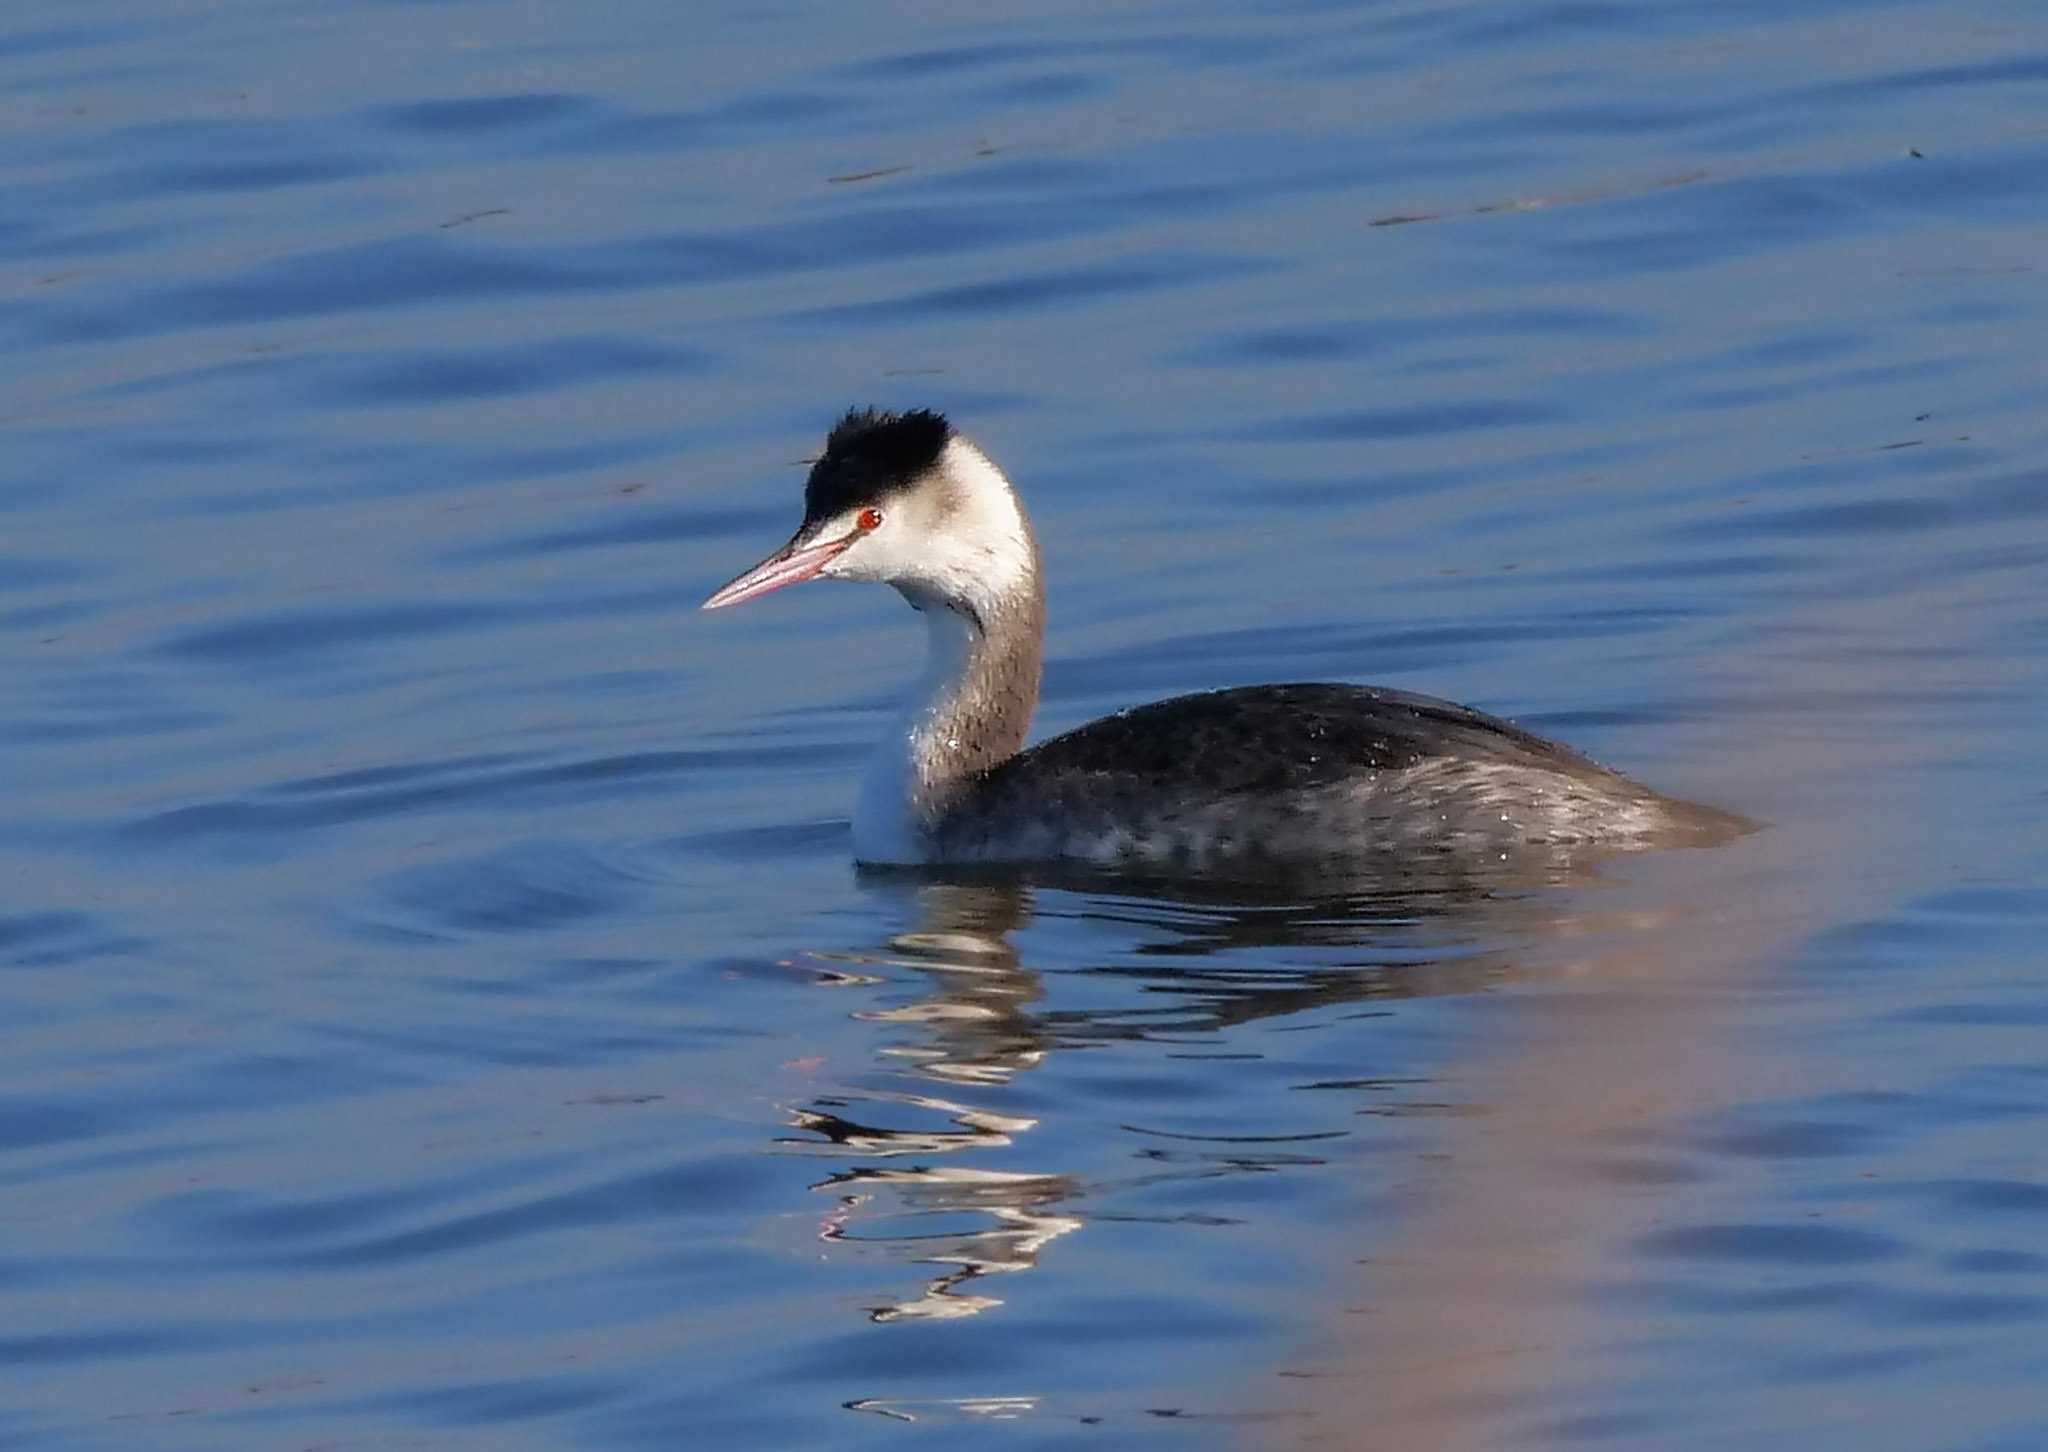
701 530 853 611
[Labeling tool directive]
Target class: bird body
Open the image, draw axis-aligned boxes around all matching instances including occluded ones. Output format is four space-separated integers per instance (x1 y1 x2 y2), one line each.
703 409 1748 871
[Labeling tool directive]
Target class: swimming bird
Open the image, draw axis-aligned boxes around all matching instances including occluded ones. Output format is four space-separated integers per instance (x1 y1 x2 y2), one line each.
702 408 1748 872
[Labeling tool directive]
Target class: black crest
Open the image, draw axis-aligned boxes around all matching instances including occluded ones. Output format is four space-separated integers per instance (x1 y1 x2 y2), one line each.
803 407 952 524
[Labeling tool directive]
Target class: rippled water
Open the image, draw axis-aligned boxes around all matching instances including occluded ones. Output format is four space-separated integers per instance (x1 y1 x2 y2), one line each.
6 1 2047 1447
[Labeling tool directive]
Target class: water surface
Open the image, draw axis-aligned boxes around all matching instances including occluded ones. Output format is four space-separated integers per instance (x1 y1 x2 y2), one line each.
5 1 2047 1447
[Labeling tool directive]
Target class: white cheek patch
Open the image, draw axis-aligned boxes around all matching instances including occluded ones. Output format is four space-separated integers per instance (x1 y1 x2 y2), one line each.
814 439 1031 600
827 515 916 583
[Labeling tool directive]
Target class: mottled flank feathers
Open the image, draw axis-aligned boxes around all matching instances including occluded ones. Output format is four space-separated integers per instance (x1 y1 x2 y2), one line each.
804 407 954 525
934 683 1753 869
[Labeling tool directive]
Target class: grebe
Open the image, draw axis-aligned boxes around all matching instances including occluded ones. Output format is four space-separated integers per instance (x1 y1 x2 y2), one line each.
702 408 1749 871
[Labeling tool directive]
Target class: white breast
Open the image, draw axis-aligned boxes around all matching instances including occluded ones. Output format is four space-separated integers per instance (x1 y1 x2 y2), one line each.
852 604 979 864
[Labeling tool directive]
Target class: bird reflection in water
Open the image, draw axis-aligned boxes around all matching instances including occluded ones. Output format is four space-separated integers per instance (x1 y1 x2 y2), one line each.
779 859 1588 1324
781 881 1078 1322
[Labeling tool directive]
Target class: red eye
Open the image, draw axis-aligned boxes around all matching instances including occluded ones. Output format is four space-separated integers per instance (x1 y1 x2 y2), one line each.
857 507 883 531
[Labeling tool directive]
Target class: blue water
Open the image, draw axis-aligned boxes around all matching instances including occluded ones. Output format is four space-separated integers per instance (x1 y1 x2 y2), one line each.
5 1 2047 1447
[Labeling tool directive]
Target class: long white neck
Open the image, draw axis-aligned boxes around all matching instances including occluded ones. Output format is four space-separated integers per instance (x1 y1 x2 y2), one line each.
851 441 1044 864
